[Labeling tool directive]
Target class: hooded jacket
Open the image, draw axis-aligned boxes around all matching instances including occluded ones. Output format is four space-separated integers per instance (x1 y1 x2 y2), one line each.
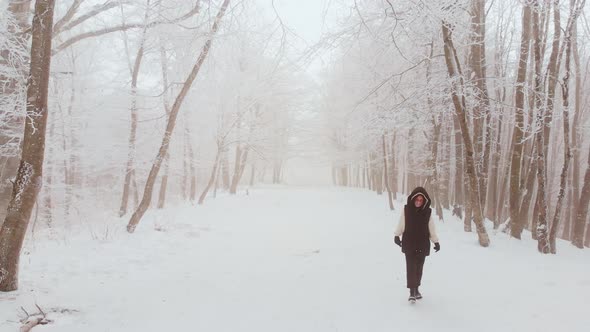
394 187 439 256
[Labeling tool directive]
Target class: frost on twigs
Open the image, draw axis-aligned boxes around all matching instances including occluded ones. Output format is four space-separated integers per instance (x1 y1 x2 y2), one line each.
25 107 45 135
0 9 28 160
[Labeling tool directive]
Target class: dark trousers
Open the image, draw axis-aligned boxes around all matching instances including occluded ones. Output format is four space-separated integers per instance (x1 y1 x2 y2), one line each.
405 253 426 289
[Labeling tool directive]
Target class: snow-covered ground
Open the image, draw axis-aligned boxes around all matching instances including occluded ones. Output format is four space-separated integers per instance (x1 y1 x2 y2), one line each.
1 186 589 332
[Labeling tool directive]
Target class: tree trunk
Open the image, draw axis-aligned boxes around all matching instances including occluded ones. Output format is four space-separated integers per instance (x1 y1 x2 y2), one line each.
382 135 394 210
499 116 515 227
517 149 538 230
572 144 590 248
126 0 231 232
0 0 55 291
198 150 221 205
213 159 221 198
188 133 197 202
361 163 366 189
426 43 443 219
531 5 550 253
570 11 583 224
220 149 230 190
182 123 190 200
531 191 540 239
119 2 151 217
496 163 511 228
43 114 56 227
509 4 532 239
428 122 444 221
342 165 350 187
157 156 170 209
488 112 503 224
366 157 372 190
230 142 249 195
372 152 383 195
63 76 77 220
509 3 532 238
249 163 256 186
464 205 473 232
488 25 509 223
453 115 464 207
562 183 574 240
60 110 72 221
390 135 397 198
585 220 590 248
440 125 451 209
229 143 242 195
236 149 249 187
469 0 492 213
442 21 490 247
537 0 564 228
541 0 562 192
273 159 283 184
549 0 583 251
157 43 172 209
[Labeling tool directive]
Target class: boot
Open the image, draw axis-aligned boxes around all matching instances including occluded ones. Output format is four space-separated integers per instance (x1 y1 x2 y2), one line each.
415 287 422 300
408 288 416 302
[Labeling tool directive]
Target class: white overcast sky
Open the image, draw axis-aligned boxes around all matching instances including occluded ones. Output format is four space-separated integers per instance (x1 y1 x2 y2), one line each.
273 0 333 44
263 0 341 77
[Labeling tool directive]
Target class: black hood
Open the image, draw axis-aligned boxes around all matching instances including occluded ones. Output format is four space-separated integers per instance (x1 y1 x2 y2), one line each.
406 187 431 210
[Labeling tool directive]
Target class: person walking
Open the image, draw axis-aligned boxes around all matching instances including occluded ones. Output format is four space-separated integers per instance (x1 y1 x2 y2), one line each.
394 187 440 302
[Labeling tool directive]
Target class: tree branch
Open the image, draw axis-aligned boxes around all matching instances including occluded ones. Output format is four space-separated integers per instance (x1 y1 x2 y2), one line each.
53 0 84 34
53 23 143 54
53 1 201 55
59 1 123 34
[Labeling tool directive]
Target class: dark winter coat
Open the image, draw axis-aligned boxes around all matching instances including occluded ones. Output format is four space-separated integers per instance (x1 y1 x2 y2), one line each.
401 187 433 256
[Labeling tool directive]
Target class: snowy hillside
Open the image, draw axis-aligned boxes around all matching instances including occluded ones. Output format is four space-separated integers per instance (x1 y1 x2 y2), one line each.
1 187 588 332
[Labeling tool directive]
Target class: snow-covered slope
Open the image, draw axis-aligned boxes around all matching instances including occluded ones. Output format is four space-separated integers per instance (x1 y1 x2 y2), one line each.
1 187 588 331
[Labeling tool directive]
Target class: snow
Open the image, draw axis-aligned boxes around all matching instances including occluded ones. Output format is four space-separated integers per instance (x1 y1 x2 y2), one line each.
1 186 589 332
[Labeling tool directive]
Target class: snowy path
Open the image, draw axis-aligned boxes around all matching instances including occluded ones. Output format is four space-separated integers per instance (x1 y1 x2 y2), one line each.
1 187 589 331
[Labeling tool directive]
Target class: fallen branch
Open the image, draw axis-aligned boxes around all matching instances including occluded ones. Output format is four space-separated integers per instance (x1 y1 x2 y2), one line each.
20 317 44 332
19 304 51 332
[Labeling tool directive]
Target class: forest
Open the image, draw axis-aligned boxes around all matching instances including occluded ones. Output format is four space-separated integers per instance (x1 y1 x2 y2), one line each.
0 1 589 329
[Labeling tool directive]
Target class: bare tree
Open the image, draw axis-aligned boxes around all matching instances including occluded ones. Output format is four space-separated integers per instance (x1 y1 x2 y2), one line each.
529 2 550 253
157 43 172 209
509 3 532 239
185 124 197 202
382 134 394 210
229 110 256 195
572 145 590 248
127 0 231 233
468 0 492 214
0 0 56 291
199 139 224 205
119 0 153 217
549 0 585 253
0 1 203 219
441 20 490 247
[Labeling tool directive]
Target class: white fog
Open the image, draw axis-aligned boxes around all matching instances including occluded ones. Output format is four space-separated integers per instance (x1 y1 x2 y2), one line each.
1 0 589 331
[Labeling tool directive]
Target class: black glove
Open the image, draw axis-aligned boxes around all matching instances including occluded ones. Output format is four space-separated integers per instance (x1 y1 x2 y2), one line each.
394 236 402 247
434 242 440 252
